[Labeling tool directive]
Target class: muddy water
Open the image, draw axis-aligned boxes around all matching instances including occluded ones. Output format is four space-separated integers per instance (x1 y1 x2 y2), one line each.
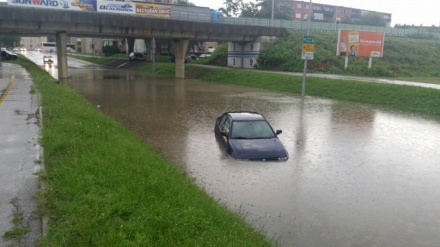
68 69 440 247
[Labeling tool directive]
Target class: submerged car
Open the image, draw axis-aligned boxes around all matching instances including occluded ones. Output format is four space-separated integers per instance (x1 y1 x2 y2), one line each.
43 55 54 64
214 111 288 160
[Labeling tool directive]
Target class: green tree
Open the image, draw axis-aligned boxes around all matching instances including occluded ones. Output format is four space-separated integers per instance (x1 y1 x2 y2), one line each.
255 0 292 20
220 0 243 17
356 12 386 27
0 35 20 48
240 2 259 18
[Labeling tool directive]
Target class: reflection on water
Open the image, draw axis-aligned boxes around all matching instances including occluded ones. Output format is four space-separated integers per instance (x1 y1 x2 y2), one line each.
68 68 440 247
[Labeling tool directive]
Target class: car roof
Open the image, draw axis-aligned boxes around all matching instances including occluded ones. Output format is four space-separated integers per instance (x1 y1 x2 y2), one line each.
225 111 265 121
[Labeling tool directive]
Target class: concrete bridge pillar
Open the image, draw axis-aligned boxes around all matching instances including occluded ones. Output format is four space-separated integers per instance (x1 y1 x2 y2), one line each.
144 38 154 62
227 36 277 69
172 39 189 79
127 37 135 54
56 31 68 81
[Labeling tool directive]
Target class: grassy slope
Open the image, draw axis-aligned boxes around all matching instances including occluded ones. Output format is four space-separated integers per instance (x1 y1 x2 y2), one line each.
7 59 271 246
198 68 440 117
226 32 440 79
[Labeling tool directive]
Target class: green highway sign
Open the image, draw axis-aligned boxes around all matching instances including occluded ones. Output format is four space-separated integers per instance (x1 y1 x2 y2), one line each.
303 35 315 44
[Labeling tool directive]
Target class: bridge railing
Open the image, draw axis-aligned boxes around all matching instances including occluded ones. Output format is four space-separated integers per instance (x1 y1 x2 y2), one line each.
224 17 437 38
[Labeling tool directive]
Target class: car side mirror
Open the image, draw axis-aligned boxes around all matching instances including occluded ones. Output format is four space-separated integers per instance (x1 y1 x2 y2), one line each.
276 129 282 135
220 131 228 137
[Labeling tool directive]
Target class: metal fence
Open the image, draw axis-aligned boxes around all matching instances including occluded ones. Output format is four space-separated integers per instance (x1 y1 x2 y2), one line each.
225 17 440 38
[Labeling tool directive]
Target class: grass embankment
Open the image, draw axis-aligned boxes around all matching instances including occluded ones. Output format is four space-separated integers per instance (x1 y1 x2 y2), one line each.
257 32 440 79
199 68 440 117
68 53 172 65
68 54 117 64
8 59 271 246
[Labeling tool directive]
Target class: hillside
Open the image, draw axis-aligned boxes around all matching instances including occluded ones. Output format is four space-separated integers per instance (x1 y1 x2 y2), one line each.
200 31 440 81
257 32 440 79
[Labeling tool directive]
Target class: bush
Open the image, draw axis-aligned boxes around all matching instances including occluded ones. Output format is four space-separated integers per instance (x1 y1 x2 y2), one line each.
102 45 121 55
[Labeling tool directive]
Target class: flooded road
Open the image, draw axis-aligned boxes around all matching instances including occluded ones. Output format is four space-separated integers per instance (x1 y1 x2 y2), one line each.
67 68 440 247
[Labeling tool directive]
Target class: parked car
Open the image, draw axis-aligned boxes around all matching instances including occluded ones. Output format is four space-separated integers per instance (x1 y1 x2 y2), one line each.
199 53 212 59
169 54 190 63
187 54 198 60
214 111 288 160
43 55 54 64
129 52 146 61
1 48 18 60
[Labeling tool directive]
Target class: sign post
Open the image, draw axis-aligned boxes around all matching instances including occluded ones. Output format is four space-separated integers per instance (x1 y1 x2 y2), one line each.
301 33 314 97
301 0 313 98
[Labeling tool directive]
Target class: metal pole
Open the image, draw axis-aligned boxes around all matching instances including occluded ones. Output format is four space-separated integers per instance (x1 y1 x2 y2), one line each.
152 37 155 75
271 0 274 26
301 0 312 98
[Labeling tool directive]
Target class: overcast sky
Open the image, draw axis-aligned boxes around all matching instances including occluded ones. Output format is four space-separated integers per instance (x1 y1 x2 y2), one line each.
190 0 440 26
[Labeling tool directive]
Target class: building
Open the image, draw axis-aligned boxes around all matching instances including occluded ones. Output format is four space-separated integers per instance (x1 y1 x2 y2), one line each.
125 0 187 3
290 1 392 27
19 36 47 50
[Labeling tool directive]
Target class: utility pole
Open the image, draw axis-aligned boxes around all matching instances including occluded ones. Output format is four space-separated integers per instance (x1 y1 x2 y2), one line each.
271 0 274 26
301 0 312 97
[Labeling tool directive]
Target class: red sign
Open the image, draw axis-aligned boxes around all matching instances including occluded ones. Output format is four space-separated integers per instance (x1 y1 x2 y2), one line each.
337 30 384 58
136 3 171 18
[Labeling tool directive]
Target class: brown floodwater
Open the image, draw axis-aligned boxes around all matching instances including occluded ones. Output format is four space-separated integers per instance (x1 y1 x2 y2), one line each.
67 68 440 247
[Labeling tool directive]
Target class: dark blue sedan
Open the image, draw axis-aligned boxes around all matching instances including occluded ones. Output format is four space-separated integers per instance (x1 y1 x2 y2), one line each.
214 111 288 161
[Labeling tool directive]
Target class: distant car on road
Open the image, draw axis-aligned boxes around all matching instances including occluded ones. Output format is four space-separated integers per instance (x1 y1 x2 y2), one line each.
129 52 146 61
1 48 18 60
43 55 54 64
214 111 288 161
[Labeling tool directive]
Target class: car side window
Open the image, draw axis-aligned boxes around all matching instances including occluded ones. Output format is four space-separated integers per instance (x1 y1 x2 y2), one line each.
223 117 232 133
218 115 228 129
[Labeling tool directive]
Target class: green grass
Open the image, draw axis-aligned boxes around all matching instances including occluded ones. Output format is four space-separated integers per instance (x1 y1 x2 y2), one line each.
69 53 173 65
68 54 118 64
2 198 31 242
6 59 271 246
135 62 176 77
200 68 440 117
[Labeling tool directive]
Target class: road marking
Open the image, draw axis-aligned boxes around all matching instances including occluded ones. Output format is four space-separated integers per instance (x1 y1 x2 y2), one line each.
0 74 15 107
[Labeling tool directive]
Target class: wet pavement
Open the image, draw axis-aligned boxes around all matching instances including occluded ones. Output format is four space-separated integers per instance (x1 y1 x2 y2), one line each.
67 68 440 247
0 63 42 247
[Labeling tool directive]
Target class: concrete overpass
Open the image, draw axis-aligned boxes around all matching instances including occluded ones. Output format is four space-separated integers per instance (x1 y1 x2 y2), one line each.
0 6 285 79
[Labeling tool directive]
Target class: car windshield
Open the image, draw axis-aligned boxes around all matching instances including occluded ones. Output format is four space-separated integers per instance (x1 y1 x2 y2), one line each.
230 120 276 139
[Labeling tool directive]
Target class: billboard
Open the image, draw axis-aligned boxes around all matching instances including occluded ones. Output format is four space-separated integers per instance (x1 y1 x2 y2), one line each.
337 30 385 58
8 0 97 11
98 1 135 14
135 3 171 18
